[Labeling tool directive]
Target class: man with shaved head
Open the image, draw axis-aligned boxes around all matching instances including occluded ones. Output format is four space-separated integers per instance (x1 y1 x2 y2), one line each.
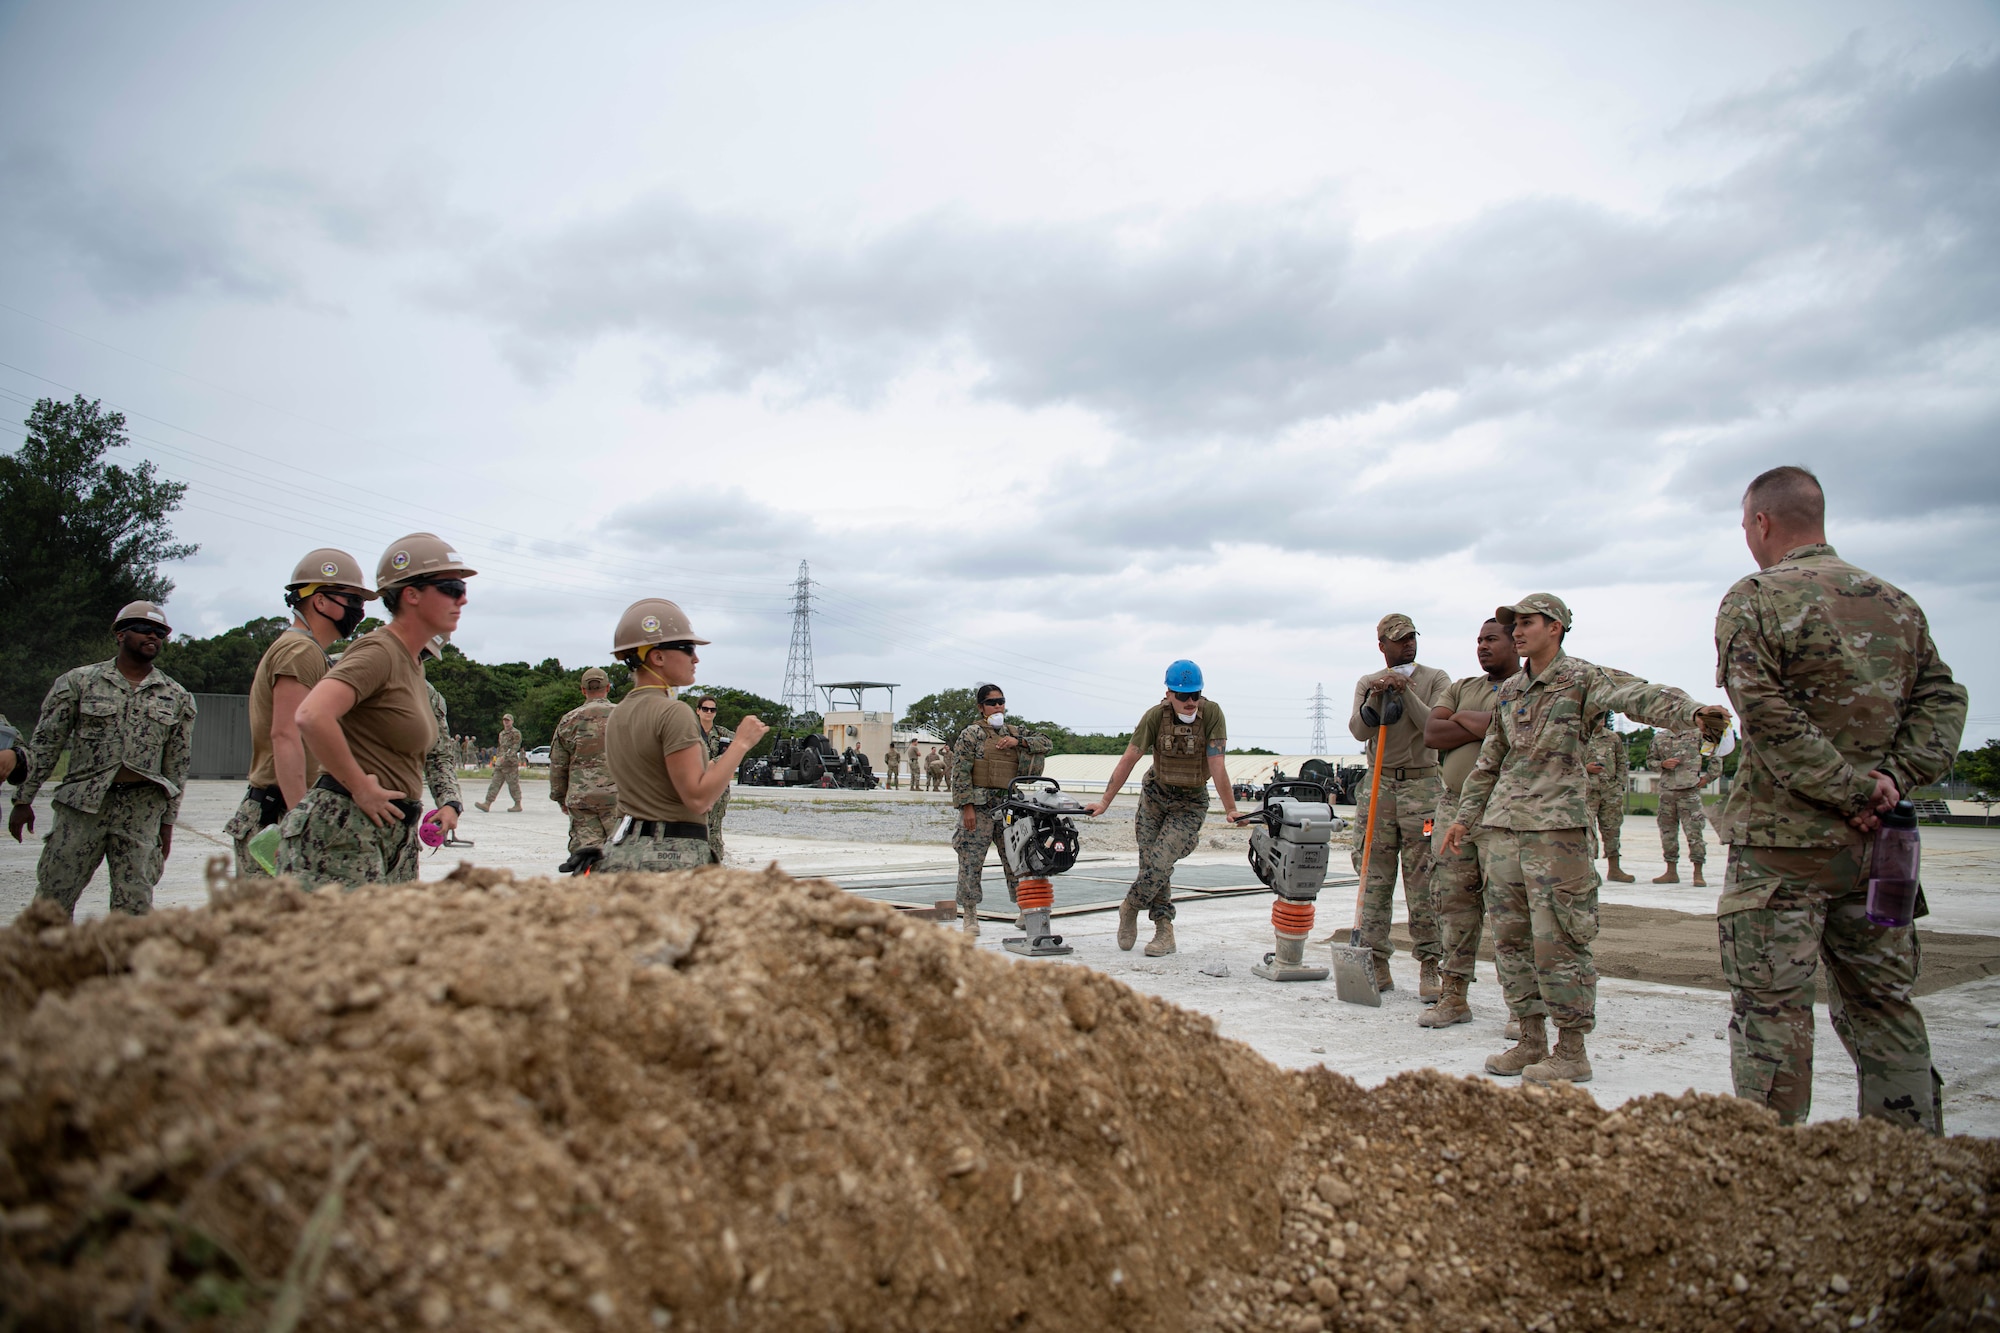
1714 465 1966 1133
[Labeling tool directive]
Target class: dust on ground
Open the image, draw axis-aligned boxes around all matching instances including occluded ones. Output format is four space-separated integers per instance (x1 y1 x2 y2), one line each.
2 865 1995 1332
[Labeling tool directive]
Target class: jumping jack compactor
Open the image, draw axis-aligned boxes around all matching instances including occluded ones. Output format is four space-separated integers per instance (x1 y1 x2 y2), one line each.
1243 779 1343 981
995 775 1090 957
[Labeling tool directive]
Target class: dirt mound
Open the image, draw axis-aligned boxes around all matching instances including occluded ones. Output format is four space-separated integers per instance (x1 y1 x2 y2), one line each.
1194 1070 1999 1332
3 866 1996 1332
0 866 1298 1331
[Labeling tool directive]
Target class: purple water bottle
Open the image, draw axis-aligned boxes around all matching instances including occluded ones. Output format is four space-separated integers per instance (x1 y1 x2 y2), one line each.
1865 801 1921 928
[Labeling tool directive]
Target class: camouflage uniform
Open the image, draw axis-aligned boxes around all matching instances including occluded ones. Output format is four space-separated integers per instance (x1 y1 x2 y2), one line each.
484 724 523 807
701 720 731 863
1429 674 1504 986
599 830 713 873
927 748 946 791
884 743 901 790
1455 648 1700 1033
278 788 417 890
1126 700 1227 923
1584 717 1627 858
1713 542 1966 1133
17 660 196 918
0 714 30 792
1649 727 1712 869
949 721 1052 912
550 698 618 855
1348 663 1452 966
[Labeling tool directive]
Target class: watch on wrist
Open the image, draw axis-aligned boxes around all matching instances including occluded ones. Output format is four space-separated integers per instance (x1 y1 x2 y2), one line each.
443 800 463 813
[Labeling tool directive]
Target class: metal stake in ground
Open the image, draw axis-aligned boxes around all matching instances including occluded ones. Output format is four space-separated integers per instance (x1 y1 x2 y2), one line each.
1246 779 1339 982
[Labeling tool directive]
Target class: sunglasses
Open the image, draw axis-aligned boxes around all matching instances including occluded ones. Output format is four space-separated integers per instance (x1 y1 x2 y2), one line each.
657 641 698 655
411 578 468 599
1170 690 1201 703
118 622 170 638
698 705 718 713
980 697 1007 708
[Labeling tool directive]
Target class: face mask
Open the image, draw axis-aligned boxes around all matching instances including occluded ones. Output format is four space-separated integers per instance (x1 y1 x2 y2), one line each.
987 713 1006 728
1176 708 1198 724
326 594 365 638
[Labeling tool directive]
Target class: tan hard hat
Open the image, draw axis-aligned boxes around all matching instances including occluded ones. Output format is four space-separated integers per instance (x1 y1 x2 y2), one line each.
288 547 377 597
614 598 710 654
376 532 478 592
112 601 171 633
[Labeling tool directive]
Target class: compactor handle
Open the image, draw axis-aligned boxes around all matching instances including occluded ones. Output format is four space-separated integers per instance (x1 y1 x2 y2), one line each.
1262 779 1329 807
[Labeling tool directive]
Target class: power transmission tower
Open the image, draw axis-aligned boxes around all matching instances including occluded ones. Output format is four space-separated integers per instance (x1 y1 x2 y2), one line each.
781 561 817 718
1308 683 1330 754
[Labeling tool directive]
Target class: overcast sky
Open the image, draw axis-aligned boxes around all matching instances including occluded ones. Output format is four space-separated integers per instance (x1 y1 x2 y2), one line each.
2 1 1996 748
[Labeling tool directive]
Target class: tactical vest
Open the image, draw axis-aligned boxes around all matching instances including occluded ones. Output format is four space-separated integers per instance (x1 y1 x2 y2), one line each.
1151 709 1209 788
971 728 1021 790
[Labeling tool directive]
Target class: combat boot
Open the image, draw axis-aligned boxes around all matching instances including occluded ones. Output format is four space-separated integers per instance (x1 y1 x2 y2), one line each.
1483 1014 1547 1077
960 904 980 939
1523 1028 1593 1084
1605 855 1635 883
1691 863 1707 887
1144 918 1176 957
475 800 492 812
1419 959 1442 1003
1117 897 1140 951
1504 1016 1521 1041
1653 864 1679 884
1418 974 1472 1028
1371 957 1395 992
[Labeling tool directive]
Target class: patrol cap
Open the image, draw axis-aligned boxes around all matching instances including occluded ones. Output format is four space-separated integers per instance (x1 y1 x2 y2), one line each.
287 547 377 598
614 598 710 654
113 601 171 633
1376 613 1418 640
376 533 478 592
1496 594 1573 629
579 667 610 687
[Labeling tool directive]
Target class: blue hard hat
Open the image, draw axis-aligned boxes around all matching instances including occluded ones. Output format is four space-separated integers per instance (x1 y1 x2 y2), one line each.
1164 659 1204 692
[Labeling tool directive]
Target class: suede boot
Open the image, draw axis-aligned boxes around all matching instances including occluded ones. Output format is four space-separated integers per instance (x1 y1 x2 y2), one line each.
960 904 980 939
1504 1016 1521 1041
1117 898 1140 951
1418 974 1472 1028
1605 855 1635 883
1653 864 1680 884
1144 918 1176 957
1483 1014 1548 1077
1419 959 1442 1003
1691 864 1707 888
1371 957 1395 992
475 801 492 812
1524 1028 1593 1084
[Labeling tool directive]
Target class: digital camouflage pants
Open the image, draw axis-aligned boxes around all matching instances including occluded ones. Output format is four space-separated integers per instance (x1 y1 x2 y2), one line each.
222 793 275 879
708 787 729 864
1587 781 1623 858
598 832 713 874
1717 843 1940 1134
953 803 1019 911
484 764 522 807
276 787 417 891
1482 827 1600 1033
1657 787 1708 865
1128 778 1207 922
564 800 619 855
35 785 170 918
1351 771 1443 964
1429 800 1486 983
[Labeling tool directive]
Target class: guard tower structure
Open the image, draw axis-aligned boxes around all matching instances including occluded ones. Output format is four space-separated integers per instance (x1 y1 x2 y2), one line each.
818 681 901 769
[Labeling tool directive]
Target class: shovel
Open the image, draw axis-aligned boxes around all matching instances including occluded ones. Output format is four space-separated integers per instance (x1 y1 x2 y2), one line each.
1329 709 1389 1006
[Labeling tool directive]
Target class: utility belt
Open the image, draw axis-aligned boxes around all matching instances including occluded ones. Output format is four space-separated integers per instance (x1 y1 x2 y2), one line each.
1372 764 1437 781
244 783 287 829
314 773 423 826
611 816 709 844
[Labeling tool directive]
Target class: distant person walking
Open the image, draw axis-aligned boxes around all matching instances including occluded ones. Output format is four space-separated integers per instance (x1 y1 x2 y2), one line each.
551 668 619 867
279 533 473 889
10 602 196 917
1714 466 1966 1134
478 714 523 811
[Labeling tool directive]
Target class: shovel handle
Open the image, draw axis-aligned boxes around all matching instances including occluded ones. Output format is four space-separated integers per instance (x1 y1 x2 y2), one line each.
1351 724 1389 937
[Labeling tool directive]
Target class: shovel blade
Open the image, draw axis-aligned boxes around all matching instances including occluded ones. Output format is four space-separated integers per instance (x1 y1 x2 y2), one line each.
1329 942 1381 1007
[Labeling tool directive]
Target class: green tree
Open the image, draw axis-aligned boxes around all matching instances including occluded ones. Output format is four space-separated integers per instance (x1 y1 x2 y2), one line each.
1955 740 2000 794
1626 727 1656 772
0 396 196 723
902 688 980 743
154 617 289 693
682 685 790 756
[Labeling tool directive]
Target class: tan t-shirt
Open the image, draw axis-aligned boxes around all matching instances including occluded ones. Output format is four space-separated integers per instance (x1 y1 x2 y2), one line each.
1349 663 1450 771
1435 674 1505 795
248 629 330 789
607 687 704 822
325 629 434 802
